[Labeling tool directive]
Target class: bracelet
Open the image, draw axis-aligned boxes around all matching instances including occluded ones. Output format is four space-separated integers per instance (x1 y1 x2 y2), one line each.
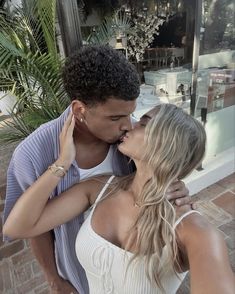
48 163 67 177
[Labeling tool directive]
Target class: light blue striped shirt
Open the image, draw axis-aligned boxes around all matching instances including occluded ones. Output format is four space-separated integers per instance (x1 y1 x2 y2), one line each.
3 106 135 294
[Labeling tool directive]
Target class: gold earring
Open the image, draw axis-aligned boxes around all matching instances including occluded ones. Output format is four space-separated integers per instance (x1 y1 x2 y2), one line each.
80 118 83 123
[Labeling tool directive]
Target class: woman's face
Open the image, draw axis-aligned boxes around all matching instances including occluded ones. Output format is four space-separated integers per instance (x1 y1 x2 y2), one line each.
118 107 158 160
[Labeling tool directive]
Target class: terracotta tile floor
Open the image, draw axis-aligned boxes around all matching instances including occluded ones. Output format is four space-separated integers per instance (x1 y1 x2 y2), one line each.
177 173 235 293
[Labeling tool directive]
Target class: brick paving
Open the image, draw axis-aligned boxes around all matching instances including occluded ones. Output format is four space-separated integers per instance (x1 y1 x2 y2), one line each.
0 116 50 294
0 115 234 293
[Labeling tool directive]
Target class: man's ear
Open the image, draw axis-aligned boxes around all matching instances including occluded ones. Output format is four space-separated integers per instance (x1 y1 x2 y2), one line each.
71 100 86 119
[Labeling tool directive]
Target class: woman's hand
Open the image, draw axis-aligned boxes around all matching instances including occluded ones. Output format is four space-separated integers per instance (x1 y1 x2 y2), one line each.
56 112 76 170
3 112 90 240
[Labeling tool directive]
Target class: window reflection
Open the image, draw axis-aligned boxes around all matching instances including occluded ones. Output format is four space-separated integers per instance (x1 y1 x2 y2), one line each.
196 0 235 117
79 0 234 117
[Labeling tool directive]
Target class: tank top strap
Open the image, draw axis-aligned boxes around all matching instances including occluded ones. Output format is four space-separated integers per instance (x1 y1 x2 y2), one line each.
174 210 202 229
94 175 115 205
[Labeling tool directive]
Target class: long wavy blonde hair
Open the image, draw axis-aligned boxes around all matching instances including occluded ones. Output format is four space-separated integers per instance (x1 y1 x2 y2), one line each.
128 104 206 290
101 104 206 291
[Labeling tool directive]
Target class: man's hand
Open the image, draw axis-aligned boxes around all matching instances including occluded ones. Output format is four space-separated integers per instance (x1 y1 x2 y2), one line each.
49 277 78 294
166 180 194 208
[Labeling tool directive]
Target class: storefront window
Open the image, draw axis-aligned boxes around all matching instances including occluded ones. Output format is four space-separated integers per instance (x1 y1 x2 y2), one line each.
78 1 234 123
79 0 196 116
195 0 235 116
195 0 235 157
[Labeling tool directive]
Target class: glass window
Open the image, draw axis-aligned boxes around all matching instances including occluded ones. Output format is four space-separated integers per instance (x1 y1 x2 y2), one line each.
195 0 235 116
79 1 196 116
195 0 235 157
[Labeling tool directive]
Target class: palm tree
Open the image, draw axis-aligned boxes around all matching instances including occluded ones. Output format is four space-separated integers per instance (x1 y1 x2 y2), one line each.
0 0 70 144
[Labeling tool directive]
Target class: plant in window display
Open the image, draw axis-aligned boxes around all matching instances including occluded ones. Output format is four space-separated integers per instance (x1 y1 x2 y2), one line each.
87 7 164 63
87 9 131 47
127 14 164 62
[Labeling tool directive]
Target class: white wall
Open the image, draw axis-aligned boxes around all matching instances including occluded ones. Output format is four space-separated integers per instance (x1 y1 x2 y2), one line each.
205 105 235 159
185 105 235 195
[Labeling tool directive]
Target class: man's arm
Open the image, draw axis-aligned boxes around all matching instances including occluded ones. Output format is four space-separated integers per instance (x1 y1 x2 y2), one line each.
30 233 78 293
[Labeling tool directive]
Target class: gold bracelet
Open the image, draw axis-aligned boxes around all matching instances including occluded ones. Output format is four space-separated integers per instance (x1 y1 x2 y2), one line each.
48 163 66 177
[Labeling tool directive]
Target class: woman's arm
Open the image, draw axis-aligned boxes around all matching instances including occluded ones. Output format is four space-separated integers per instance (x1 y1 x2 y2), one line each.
3 113 103 239
177 213 235 294
3 169 92 238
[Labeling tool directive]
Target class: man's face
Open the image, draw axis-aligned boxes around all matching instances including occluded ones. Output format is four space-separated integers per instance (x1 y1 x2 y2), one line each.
79 98 137 143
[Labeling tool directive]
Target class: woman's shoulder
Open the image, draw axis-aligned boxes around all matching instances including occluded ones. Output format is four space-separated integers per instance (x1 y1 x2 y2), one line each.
78 174 115 204
177 207 217 235
176 208 224 253
81 174 113 184
175 208 227 272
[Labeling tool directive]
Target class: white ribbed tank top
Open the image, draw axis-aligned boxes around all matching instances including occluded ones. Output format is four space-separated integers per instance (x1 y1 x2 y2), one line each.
75 176 200 294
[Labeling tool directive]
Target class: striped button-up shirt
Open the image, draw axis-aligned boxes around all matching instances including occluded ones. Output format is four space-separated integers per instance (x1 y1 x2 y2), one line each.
3 106 135 294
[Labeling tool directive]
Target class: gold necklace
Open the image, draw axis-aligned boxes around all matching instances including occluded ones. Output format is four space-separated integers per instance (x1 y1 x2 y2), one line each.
127 187 141 208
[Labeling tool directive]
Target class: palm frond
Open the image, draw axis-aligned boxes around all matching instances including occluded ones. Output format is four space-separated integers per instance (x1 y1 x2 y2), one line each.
0 114 33 144
87 9 131 45
37 0 57 56
0 0 70 145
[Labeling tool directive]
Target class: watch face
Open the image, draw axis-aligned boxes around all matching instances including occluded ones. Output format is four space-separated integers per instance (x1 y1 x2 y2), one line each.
54 168 65 177
49 165 66 177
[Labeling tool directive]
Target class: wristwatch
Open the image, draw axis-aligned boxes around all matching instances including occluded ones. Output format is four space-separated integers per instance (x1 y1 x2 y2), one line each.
48 163 66 177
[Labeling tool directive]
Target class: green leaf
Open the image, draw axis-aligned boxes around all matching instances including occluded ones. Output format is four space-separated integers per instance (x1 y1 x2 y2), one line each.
0 0 70 145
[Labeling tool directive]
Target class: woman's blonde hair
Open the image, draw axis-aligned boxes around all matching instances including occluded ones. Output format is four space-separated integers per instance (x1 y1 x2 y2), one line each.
130 103 206 290
100 104 206 291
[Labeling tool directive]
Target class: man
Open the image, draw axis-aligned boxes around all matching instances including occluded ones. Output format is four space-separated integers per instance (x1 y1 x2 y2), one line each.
4 46 189 294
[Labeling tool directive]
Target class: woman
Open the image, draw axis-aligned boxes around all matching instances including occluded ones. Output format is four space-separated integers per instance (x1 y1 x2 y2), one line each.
3 104 234 294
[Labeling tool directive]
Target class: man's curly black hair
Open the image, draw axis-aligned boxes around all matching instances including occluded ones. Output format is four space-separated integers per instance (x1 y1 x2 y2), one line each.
62 45 140 105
